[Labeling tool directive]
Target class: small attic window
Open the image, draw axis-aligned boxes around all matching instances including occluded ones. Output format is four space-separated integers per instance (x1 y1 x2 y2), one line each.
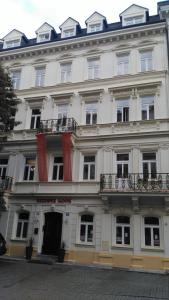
88 23 102 33
5 39 20 49
63 29 75 38
124 15 144 26
38 33 50 42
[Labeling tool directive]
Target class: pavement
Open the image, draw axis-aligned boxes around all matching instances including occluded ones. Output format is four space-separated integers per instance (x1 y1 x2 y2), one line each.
0 259 169 300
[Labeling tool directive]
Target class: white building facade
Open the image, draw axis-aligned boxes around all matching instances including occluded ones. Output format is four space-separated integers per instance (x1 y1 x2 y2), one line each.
0 2 169 271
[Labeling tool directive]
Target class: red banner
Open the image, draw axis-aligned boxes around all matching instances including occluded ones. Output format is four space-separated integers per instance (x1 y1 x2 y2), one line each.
36 133 48 181
62 133 72 181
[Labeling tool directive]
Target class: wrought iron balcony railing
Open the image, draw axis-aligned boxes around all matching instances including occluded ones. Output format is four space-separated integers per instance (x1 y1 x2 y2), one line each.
38 118 77 134
0 176 13 191
100 173 169 192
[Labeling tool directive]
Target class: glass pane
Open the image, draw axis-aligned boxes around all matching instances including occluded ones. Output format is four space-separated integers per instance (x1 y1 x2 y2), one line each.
124 226 130 244
59 165 63 180
117 109 122 122
143 162 149 179
52 165 58 180
23 166 29 180
54 157 63 163
86 113 91 125
30 117 35 129
149 105 154 120
123 107 129 122
116 226 122 244
80 224 86 242
145 227 151 246
143 153 156 160
16 222 22 238
87 225 93 242
81 215 93 222
151 162 157 179
153 228 160 246
116 216 130 224
83 164 88 180
0 159 8 164
84 156 95 162
145 217 159 225
2 168 6 179
117 164 122 178
29 168 34 180
123 164 128 178
117 154 129 161
36 116 40 129
92 113 97 124
19 213 29 220
22 222 28 238
90 164 95 180
142 109 147 120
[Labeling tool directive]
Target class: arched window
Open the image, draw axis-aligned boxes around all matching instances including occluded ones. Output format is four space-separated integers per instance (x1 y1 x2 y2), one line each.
79 214 94 244
116 216 130 245
16 211 29 239
144 217 160 247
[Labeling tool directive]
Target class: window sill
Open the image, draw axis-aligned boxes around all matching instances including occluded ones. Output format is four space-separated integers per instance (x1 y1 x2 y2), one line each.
10 238 27 243
75 243 95 248
111 245 133 250
141 247 164 252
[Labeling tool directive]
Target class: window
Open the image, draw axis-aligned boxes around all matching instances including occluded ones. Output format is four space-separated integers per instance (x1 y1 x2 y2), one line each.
30 109 41 129
89 23 102 33
116 153 129 178
141 96 154 120
16 212 29 239
88 58 100 80
35 67 45 87
5 39 20 48
63 29 75 38
83 155 95 180
0 159 8 179
38 33 50 42
142 152 157 179
52 157 63 181
23 157 36 181
60 63 72 83
116 216 130 245
79 214 94 243
10 70 21 89
117 54 129 75
144 217 160 247
85 102 97 125
140 50 152 72
117 99 129 122
124 16 144 26
57 104 68 127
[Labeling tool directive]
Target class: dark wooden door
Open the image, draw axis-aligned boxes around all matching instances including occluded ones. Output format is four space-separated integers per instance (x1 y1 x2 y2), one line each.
42 212 63 255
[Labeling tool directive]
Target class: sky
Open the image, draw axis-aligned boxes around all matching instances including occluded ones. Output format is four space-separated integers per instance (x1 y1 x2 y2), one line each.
1 0 160 39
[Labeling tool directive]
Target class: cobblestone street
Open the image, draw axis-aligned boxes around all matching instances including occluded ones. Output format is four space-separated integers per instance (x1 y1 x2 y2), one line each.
0 260 168 300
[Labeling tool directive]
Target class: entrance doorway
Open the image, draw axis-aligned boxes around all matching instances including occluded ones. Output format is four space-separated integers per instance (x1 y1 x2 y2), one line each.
42 212 63 255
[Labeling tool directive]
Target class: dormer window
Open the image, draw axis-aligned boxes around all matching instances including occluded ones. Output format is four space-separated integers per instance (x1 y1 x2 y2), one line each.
63 29 75 38
38 33 50 42
124 15 144 26
5 39 20 48
88 23 102 33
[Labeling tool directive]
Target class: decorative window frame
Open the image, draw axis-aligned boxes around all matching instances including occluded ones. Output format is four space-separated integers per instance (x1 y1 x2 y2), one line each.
11 210 30 241
112 214 133 248
141 215 163 250
37 31 51 43
79 150 97 181
10 68 22 90
3 38 21 49
76 211 95 246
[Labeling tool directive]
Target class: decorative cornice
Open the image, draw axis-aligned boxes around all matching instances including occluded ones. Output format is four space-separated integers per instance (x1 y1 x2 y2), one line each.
0 23 166 62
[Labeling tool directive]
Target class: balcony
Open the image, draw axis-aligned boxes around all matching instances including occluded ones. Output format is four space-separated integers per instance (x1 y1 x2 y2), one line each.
100 173 169 193
0 176 13 191
38 118 77 134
